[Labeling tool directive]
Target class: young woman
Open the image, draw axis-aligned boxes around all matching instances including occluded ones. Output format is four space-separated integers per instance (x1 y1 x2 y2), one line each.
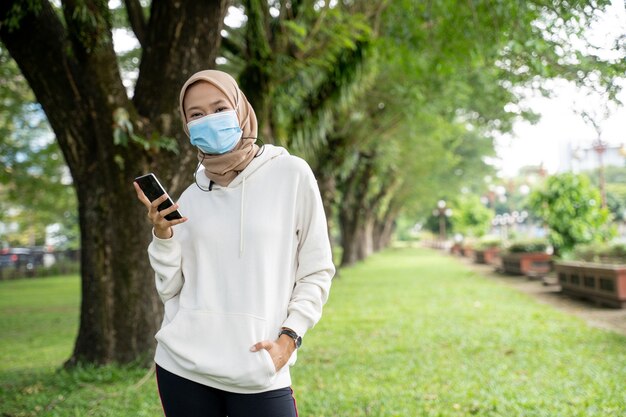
134 70 335 417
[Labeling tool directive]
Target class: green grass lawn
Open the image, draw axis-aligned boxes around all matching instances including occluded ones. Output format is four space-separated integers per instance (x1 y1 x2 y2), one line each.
1 247 626 416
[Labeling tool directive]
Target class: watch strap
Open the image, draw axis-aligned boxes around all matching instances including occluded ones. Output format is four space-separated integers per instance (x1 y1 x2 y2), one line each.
279 328 302 349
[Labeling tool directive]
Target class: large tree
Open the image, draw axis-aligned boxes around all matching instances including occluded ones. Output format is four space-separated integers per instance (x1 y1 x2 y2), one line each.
0 0 229 365
332 0 625 265
2 0 623 364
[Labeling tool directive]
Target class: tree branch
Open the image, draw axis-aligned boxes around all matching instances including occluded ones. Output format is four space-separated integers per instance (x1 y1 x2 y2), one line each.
133 0 229 126
61 0 128 108
123 0 146 47
0 1 88 172
1 0 129 178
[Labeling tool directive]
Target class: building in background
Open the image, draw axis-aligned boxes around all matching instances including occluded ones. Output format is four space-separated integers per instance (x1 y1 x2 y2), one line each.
559 141 626 173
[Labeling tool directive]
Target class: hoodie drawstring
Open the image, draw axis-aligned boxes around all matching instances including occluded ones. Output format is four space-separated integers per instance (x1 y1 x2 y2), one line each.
240 176 246 258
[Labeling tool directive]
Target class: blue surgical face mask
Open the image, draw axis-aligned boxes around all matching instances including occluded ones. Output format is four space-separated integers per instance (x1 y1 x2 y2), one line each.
187 110 243 154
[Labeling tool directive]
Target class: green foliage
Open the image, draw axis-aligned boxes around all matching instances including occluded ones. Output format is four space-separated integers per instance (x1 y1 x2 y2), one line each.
4 0 625 254
588 166 626 221
112 108 179 156
0 47 78 248
450 195 495 238
572 242 626 265
4 249 626 416
273 10 373 161
528 173 613 255
373 0 623 224
394 215 421 241
475 236 503 250
0 0 44 32
606 182 626 221
506 240 549 254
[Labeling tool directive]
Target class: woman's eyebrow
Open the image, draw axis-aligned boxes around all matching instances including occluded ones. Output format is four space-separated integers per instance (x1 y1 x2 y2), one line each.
186 99 229 114
210 99 228 107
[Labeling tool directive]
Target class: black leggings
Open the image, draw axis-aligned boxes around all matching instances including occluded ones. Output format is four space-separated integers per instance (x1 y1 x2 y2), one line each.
156 364 298 417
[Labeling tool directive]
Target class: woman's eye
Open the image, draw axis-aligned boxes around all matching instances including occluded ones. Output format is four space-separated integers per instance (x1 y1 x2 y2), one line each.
190 112 203 118
215 107 227 113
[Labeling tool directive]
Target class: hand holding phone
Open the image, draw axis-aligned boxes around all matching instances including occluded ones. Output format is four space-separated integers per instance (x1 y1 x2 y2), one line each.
134 173 183 220
134 173 186 238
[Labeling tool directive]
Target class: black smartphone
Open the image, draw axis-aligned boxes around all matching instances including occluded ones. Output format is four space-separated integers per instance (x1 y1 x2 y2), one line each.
134 173 183 221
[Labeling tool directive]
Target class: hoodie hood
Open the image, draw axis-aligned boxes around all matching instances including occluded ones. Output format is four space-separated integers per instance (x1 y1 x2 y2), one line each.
195 144 289 190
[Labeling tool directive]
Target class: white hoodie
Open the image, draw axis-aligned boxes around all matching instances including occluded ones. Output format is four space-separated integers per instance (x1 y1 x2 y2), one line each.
148 145 335 393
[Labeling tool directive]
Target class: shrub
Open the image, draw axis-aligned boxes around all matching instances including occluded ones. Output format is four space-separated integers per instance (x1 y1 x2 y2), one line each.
573 242 626 265
475 237 502 250
528 173 613 256
506 240 548 254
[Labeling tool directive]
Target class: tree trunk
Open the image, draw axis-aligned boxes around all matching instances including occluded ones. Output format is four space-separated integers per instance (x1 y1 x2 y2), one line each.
311 133 352 267
339 206 363 267
338 153 375 267
1 0 229 365
316 168 337 254
70 172 160 364
373 209 397 252
357 214 375 260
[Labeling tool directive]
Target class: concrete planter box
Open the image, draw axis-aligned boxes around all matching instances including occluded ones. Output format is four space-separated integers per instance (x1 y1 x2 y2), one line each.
474 248 500 265
501 252 552 276
450 243 463 256
461 246 474 258
555 261 626 308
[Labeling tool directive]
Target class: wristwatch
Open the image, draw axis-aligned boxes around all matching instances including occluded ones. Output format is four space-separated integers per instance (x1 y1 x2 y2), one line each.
279 328 302 349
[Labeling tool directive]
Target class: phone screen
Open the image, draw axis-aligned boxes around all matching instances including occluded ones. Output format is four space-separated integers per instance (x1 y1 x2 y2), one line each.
135 173 183 221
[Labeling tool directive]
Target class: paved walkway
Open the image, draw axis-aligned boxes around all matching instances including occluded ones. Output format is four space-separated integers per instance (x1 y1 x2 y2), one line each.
456 256 626 337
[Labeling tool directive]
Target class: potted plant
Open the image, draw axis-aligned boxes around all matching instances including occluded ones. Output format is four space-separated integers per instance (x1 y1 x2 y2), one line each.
447 195 493 259
450 241 463 256
473 237 502 265
555 243 626 308
461 238 477 258
500 240 552 277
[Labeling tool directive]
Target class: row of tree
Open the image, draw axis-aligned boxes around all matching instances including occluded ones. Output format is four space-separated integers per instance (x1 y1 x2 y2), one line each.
0 0 623 364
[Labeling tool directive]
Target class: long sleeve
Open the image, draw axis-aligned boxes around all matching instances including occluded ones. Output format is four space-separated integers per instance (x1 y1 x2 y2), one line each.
148 230 184 303
282 164 335 337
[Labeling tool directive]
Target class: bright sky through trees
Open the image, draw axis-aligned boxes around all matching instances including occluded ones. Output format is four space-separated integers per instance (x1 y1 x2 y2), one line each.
495 0 625 177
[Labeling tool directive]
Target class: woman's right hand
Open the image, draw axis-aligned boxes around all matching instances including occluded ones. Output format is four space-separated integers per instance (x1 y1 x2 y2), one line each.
133 182 187 239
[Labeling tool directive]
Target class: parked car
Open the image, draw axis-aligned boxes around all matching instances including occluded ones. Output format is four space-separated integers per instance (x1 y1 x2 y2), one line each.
0 248 41 270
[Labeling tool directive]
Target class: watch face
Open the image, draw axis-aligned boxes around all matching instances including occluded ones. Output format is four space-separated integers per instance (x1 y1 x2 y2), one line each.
295 336 302 348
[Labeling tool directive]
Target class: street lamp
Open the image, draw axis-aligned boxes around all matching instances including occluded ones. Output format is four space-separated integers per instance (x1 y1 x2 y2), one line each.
433 200 453 241
492 211 529 241
592 138 608 209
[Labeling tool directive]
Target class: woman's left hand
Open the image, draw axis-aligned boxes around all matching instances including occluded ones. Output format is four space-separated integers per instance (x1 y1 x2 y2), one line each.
250 335 296 372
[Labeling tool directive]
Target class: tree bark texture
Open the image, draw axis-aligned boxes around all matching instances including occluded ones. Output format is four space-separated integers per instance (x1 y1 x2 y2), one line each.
338 153 374 267
337 151 399 266
1 0 229 365
373 205 397 252
311 133 352 265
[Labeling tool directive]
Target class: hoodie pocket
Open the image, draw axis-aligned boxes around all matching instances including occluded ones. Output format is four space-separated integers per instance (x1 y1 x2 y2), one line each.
155 308 277 390
162 296 179 323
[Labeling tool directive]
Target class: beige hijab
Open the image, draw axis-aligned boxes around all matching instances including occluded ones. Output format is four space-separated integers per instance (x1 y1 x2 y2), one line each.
179 70 260 187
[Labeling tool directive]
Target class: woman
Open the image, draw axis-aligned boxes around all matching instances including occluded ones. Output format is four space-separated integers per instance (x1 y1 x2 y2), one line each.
133 70 335 417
